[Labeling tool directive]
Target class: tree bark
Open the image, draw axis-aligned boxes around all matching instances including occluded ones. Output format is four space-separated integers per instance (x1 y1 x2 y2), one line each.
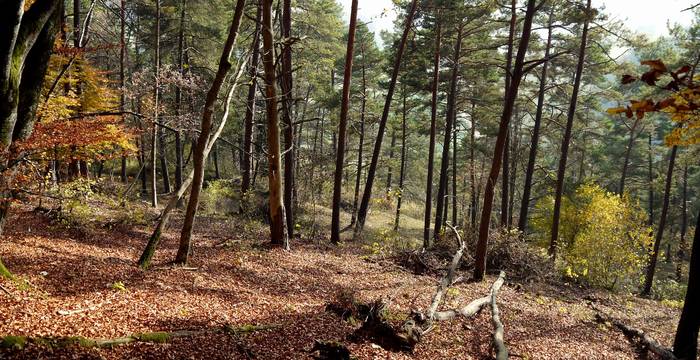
174 0 248 264
500 0 516 228
394 85 408 231
451 125 457 226
677 163 688 281
619 116 640 195
351 45 368 226
642 146 677 295
262 0 289 248
648 132 655 225
474 0 539 281
386 129 396 192
281 0 295 238
150 0 160 208
518 9 553 233
158 125 171 192
120 0 128 183
241 1 262 196
423 17 441 246
330 0 359 244
673 209 700 360
549 0 591 259
434 26 463 241
354 0 418 237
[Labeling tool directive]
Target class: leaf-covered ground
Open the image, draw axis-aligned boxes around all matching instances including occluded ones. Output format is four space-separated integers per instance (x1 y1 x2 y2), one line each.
0 205 684 359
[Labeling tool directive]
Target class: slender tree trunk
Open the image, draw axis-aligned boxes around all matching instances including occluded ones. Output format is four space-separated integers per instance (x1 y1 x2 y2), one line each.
241 1 262 196
394 85 408 231
262 0 289 248
474 0 539 281
351 49 368 226
330 0 359 244
386 129 396 192
648 132 655 225
150 0 160 208
642 146 677 295
619 116 640 195
175 130 183 198
423 18 441 246
281 0 295 238
354 0 418 236
677 163 688 281
549 0 591 259
120 0 127 183
213 142 221 179
673 210 700 360
158 125 171 192
451 126 458 226
174 0 248 264
470 103 477 228
500 0 516 228
434 26 462 242
174 0 186 201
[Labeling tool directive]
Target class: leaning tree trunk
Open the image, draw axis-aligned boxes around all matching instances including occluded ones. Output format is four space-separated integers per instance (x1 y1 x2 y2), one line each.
642 146 677 295
518 8 553 233
434 26 463 242
281 0 295 238
474 0 539 281
549 0 591 259
174 0 247 265
353 0 418 237
423 17 441 246
262 0 289 248
330 0 359 244
673 209 700 360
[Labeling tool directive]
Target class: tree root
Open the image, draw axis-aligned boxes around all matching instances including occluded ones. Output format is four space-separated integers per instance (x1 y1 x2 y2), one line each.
593 308 676 360
0 324 280 351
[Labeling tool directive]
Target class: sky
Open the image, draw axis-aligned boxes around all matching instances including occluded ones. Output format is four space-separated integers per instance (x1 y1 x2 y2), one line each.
337 0 697 45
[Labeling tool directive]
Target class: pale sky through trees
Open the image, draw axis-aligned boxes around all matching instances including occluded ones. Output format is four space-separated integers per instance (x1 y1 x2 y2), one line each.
338 0 696 45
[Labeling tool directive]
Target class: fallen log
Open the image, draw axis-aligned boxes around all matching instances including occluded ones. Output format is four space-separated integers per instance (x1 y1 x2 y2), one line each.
426 223 467 320
0 324 279 350
593 310 676 360
490 271 507 360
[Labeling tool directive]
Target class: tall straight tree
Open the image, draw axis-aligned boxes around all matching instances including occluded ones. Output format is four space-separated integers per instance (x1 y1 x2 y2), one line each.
281 0 295 238
150 0 161 208
434 25 463 242
423 16 441 246
673 209 700 359
174 0 247 264
474 0 539 281
549 0 591 258
642 146 678 295
394 84 408 231
262 0 289 248
518 7 553 232
120 0 128 183
354 0 418 237
501 0 516 228
350 39 368 226
241 0 262 196
330 0 359 244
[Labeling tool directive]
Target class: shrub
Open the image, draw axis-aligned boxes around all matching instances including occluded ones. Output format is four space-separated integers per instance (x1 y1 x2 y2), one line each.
531 183 653 290
200 179 238 215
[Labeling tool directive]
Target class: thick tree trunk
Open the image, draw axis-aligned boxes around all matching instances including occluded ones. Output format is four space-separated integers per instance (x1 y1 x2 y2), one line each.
673 210 700 360
241 1 262 196
642 146 677 295
474 0 539 281
394 86 408 231
424 18 441 246
434 26 462 242
281 0 295 238
353 0 418 236
174 0 247 264
262 0 289 248
619 116 640 195
518 10 552 233
549 0 591 259
330 0 359 244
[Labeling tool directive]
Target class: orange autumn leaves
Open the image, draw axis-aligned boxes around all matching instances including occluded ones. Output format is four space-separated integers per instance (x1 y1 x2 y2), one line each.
608 59 699 146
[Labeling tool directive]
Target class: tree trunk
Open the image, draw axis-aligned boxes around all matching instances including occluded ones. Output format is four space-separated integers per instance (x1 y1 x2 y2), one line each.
677 163 688 281
500 0 516 228
120 0 127 183
386 129 396 192
281 0 295 238
451 125 458 226
648 132 655 225
642 146 677 295
434 26 462 242
174 0 248 264
394 85 408 231
261 0 289 248
549 0 591 259
474 0 539 281
175 129 184 205
673 209 700 360
330 0 359 244
158 125 171 192
351 47 368 226
353 0 418 236
424 17 441 246
470 103 477 228
150 0 160 208
619 116 640 195
241 1 262 196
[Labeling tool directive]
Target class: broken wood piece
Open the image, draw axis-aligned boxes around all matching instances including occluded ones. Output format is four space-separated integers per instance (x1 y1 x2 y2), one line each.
593 310 676 360
490 271 507 360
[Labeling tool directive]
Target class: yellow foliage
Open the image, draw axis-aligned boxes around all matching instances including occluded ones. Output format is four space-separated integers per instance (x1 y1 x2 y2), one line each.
532 184 653 289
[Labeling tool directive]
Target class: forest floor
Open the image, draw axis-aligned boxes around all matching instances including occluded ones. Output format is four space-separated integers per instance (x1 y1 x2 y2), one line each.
0 199 685 360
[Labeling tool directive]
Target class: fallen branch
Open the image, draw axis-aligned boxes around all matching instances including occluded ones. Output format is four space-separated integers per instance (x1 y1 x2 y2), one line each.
490 271 507 360
593 309 676 360
425 223 466 320
0 324 280 350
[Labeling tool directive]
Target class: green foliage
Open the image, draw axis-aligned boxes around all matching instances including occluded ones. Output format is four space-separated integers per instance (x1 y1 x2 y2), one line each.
532 183 653 289
111 281 127 292
134 332 170 343
200 179 239 215
652 278 687 302
1 336 27 350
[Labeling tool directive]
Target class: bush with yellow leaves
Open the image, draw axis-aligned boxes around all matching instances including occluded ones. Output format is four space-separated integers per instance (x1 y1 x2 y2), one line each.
531 183 653 290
